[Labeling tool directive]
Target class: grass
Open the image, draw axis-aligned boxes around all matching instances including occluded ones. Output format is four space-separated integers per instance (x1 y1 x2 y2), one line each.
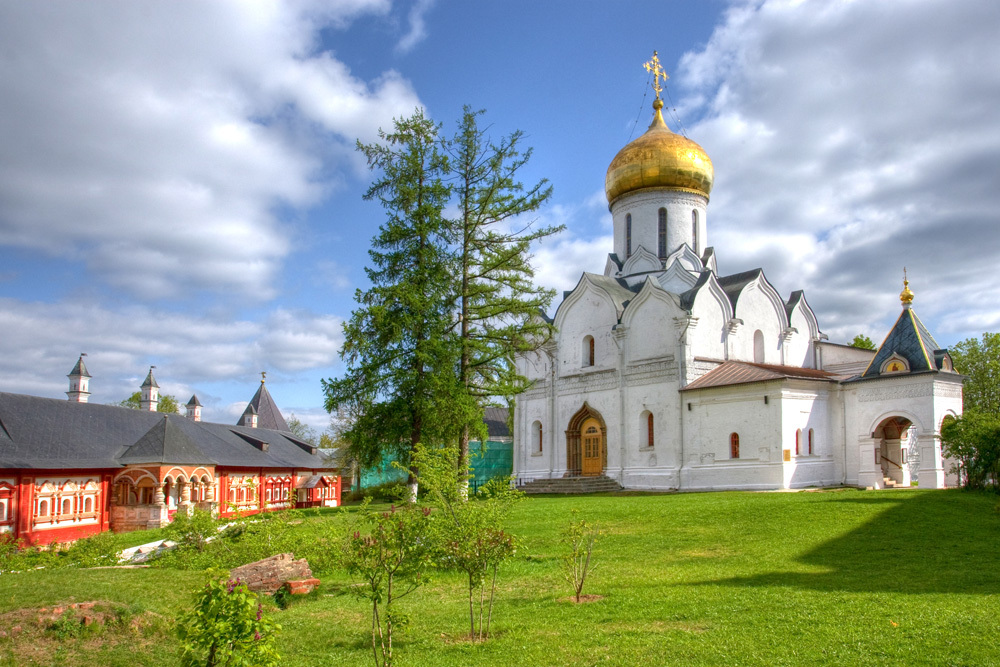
1 488 998 665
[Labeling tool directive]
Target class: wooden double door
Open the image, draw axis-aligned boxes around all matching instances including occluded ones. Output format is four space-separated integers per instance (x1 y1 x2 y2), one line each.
580 417 604 477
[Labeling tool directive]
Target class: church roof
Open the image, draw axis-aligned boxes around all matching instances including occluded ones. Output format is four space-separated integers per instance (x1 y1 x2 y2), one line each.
680 361 838 391
240 381 289 431
68 356 91 378
0 391 329 470
679 271 713 311
717 269 764 309
853 307 948 381
186 394 202 407
140 368 159 389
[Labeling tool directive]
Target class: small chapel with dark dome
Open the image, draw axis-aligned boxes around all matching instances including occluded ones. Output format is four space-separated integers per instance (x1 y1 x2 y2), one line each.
513 53 963 492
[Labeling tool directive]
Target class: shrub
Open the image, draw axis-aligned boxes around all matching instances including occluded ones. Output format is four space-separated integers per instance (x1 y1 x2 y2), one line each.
176 573 281 667
340 499 434 667
942 412 1000 491
63 529 121 567
562 510 600 602
412 444 523 641
167 508 220 552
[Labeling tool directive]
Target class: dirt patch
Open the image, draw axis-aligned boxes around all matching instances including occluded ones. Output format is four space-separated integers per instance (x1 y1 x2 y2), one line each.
0 601 168 665
562 594 604 603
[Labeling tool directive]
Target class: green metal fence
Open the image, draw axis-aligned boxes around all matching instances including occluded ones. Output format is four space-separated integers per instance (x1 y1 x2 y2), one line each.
353 440 513 493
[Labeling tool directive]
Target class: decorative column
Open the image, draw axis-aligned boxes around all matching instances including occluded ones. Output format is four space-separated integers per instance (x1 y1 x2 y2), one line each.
857 435 882 489
917 431 946 489
179 479 193 515
148 479 168 528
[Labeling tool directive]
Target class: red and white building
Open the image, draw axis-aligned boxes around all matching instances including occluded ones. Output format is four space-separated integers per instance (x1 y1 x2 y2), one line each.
0 359 341 546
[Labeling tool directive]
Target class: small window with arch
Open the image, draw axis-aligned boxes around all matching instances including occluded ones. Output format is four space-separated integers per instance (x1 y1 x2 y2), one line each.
795 429 801 456
531 420 543 453
583 335 595 367
808 428 814 455
730 432 740 459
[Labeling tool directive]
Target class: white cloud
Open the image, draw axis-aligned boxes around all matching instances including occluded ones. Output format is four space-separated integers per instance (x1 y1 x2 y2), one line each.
672 0 1000 345
0 0 421 300
0 297 343 407
396 0 436 54
530 197 614 309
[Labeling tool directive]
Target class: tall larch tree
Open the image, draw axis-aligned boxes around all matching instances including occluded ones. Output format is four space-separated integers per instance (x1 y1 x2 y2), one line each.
445 107 562 491
322 109 463 499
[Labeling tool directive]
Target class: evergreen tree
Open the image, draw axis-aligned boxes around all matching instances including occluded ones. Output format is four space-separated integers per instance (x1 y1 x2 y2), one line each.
322 109 464 497
444 108 561 488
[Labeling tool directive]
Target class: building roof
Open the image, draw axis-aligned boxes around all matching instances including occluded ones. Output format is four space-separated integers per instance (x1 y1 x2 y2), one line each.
717 269 764 309
680 361 839 391
186 394 202 408
140 368 159 389
483 407 510 439
68 356 91 378
240 381 289 431
0 391 329 471
118 416 214 465
854 307 949 381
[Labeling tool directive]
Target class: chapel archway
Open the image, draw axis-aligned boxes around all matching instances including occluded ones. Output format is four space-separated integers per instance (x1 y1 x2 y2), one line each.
566 404 607 477
873 415 914 487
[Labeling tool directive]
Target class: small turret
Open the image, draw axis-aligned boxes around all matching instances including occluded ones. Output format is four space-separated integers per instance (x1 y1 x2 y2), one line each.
242 404 258 428
140 366 159 412
66 353 92 403
186 394 203 422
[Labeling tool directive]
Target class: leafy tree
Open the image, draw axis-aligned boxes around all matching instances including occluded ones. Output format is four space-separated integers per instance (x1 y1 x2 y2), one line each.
323 109 464 500
850 334 876 350
444 108 561 492
950 332 1000 415
117 391 181 414
941 412 1000 491
286 414 318 445
410 444 522 640
340 500 435 666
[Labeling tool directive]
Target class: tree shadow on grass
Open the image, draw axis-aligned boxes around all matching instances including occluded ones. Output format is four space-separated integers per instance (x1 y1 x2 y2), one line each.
696 491 1000 594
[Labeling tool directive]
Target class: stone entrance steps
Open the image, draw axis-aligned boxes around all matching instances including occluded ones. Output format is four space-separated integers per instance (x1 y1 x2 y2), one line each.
517 475 623 495
883 476 910 489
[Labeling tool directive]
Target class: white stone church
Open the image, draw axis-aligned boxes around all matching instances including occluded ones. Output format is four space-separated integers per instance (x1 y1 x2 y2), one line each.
513 69 963 492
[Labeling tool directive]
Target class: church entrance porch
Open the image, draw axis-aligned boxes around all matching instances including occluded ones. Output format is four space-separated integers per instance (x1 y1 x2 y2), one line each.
566 404 607 477
875 416 912 487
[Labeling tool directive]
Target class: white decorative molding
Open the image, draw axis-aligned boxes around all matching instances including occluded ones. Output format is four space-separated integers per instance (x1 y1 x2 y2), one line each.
856 383 932 403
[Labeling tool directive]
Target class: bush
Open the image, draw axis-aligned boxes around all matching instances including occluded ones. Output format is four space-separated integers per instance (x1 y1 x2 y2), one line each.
176 573 281 667
63 528 121 567
942 412 1000 491
167 508 220 552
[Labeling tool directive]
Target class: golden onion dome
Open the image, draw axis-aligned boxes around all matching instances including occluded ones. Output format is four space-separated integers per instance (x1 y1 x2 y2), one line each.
605 99 714 206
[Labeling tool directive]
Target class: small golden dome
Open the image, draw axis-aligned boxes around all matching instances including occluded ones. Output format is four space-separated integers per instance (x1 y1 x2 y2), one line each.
900 271 914 307
605 99 714 206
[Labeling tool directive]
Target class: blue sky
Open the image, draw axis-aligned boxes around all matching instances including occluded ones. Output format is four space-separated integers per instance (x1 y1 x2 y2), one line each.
2 0 999 431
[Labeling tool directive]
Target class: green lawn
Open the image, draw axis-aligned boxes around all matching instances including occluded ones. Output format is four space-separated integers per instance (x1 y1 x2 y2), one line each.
1 488 998 666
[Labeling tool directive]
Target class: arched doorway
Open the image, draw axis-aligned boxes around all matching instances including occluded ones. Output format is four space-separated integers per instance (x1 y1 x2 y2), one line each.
873 416 913 487
566 404 607 477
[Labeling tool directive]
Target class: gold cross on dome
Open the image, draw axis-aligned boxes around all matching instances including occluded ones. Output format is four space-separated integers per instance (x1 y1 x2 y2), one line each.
643 50 668 100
